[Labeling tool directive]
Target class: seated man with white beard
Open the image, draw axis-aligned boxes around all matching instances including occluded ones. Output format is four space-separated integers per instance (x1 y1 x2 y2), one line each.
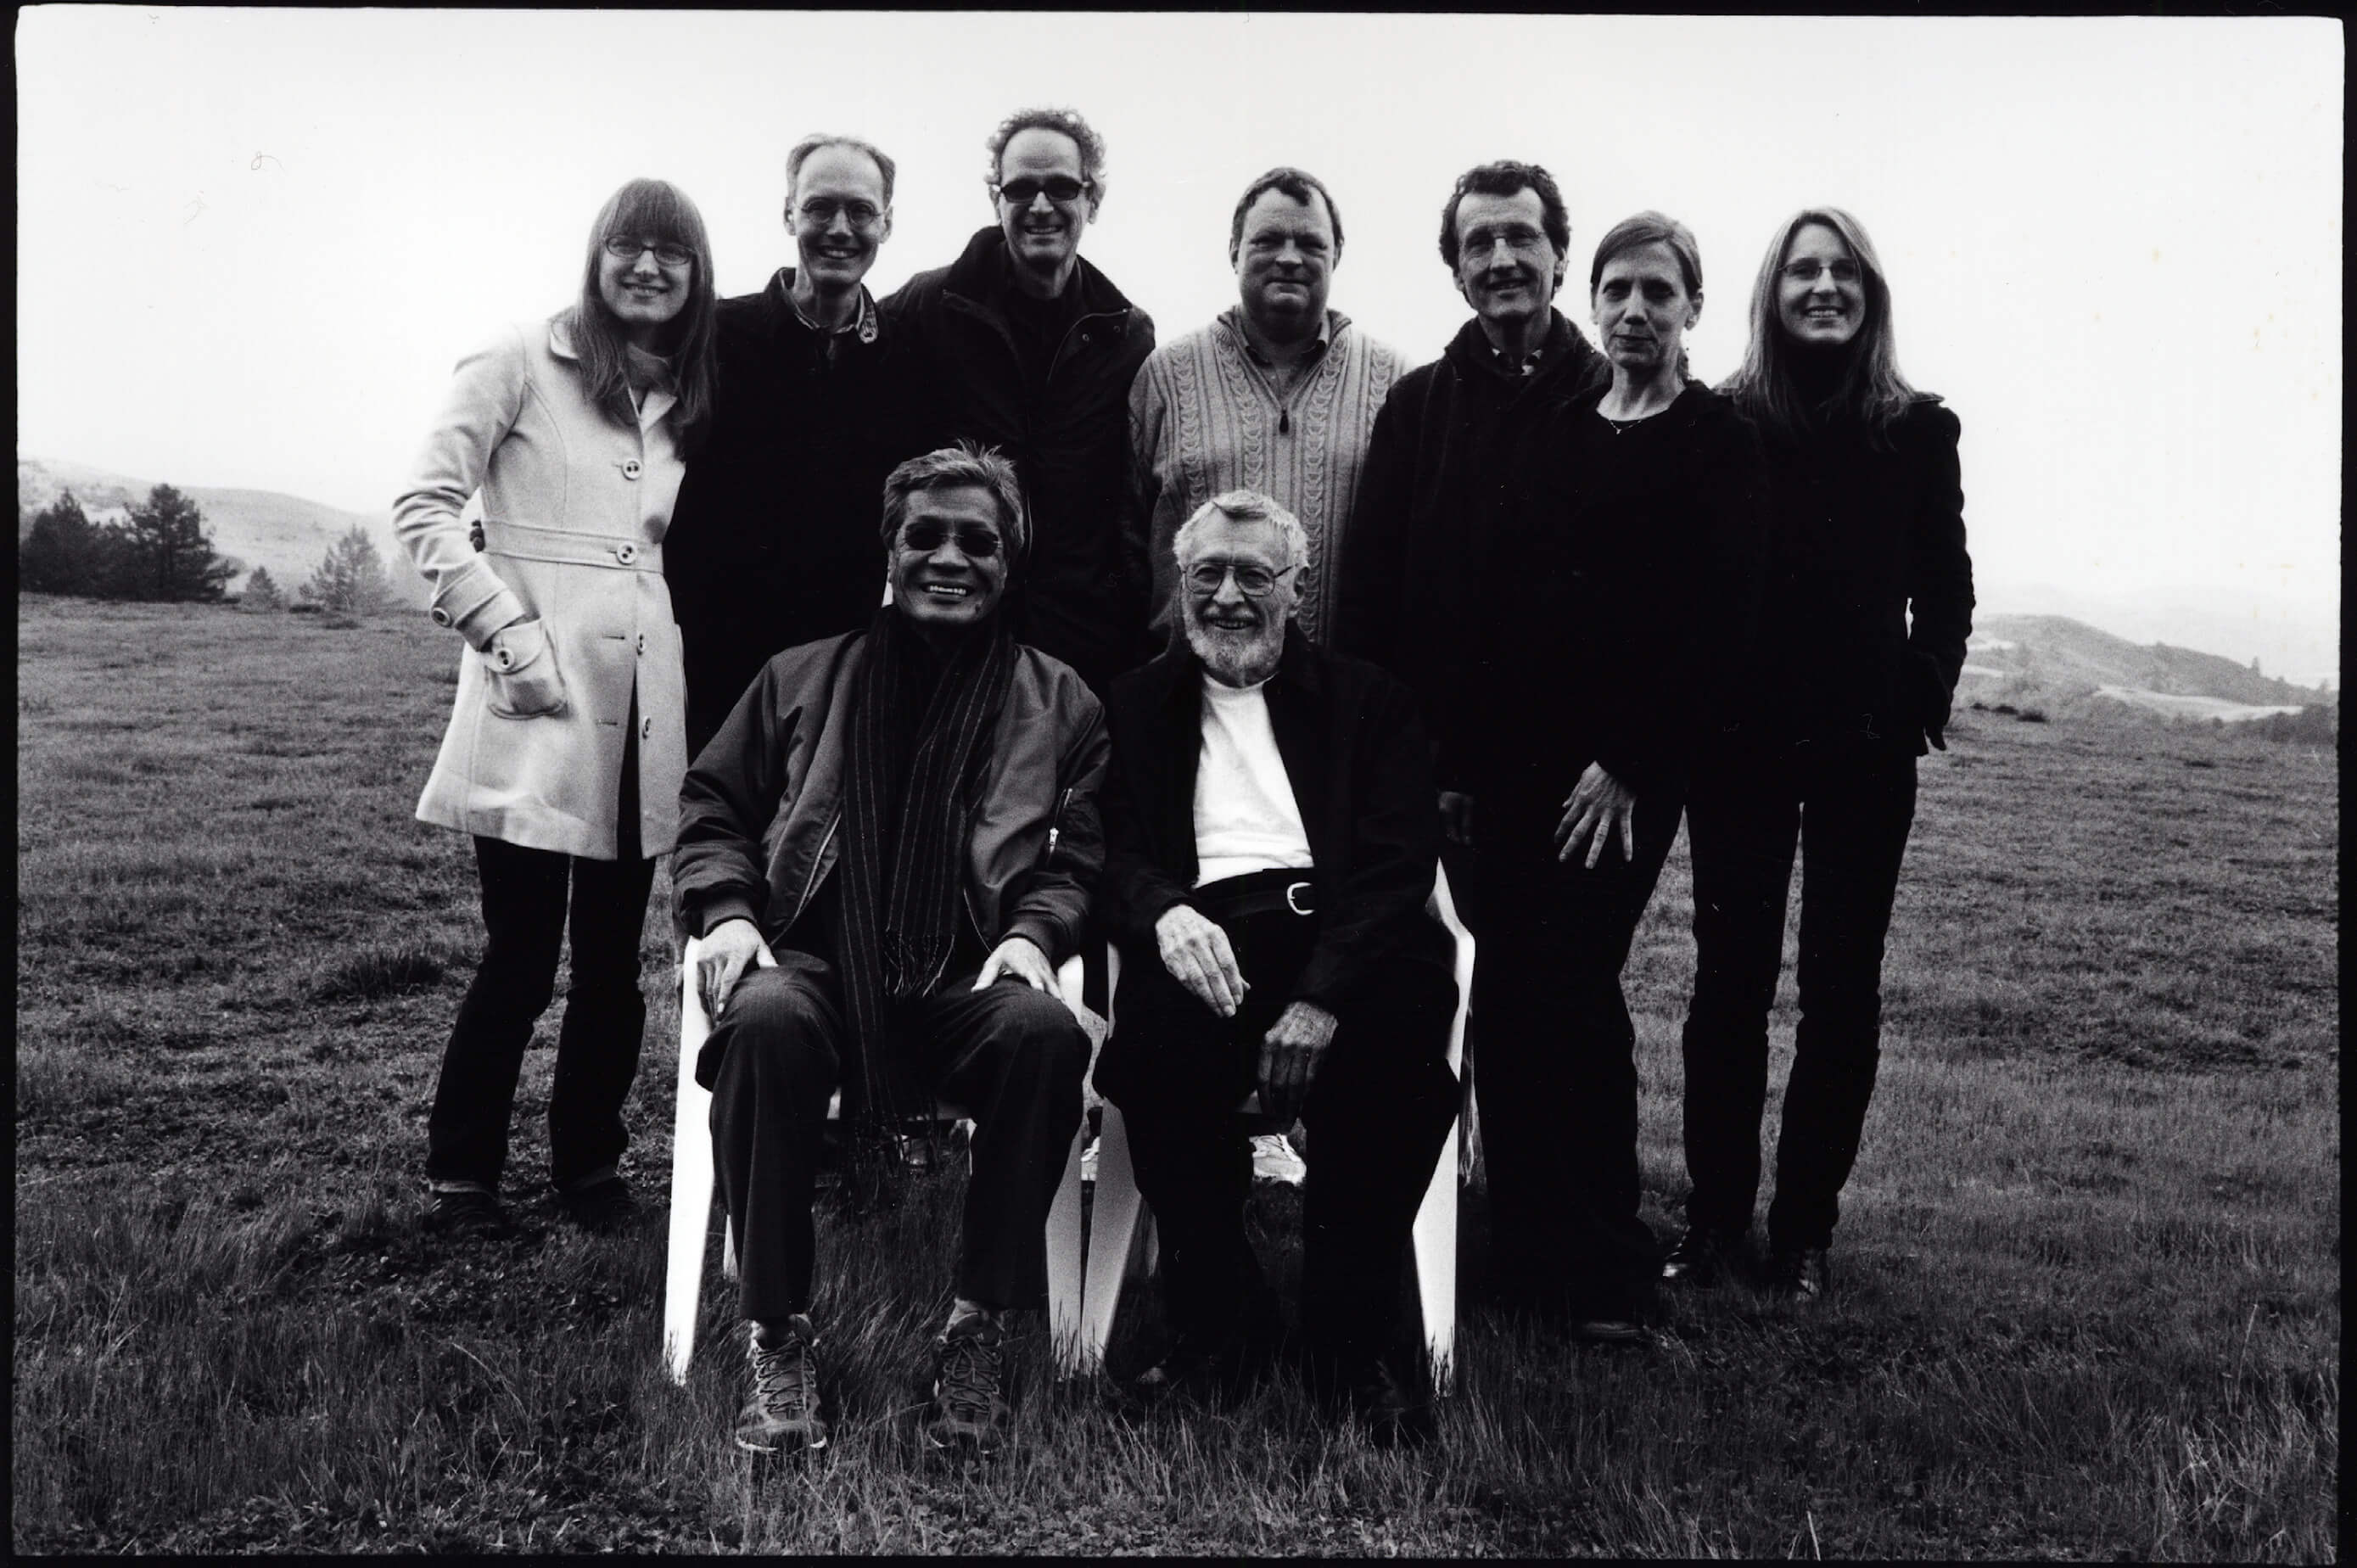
1092 490 1459 1448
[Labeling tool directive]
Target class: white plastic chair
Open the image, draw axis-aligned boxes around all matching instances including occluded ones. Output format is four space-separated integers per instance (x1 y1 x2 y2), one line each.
661 938 1091 1384
1078 863 1478 1392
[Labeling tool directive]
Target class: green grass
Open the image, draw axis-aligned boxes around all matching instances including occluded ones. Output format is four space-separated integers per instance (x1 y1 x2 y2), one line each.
14 595 2340 1555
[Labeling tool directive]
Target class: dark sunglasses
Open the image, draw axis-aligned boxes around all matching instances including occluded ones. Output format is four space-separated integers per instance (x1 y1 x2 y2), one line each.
899 521 1004 558
995 175 1088 206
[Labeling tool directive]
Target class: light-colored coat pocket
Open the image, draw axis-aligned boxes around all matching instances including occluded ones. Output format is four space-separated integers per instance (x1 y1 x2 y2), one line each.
483 618 569 718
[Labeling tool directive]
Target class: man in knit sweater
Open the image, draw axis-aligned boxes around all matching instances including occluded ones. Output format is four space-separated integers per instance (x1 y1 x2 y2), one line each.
1128 167 1407 651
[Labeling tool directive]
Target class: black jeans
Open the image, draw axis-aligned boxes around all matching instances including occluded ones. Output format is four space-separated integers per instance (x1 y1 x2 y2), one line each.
1681 739 1918 1252
698 953 1088 1322
1468 788 1682 1320
1097 877 1459 1377
425 836 658 1192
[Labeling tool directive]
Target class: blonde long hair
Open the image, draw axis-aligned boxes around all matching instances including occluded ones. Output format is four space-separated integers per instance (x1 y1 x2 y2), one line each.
1722 207 1925 445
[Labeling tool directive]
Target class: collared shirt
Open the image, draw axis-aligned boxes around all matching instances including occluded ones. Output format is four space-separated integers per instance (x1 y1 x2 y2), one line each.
1228 304 1334 394
786 275 881 357
1486 339 1546 378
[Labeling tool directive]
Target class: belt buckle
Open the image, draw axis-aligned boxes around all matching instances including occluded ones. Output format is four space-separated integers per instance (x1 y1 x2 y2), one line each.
1285 881 1314 917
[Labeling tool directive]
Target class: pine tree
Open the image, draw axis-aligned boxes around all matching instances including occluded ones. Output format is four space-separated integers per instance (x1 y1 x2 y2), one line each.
19 490 117 596
303 524 394 615
119 484 236 602
241 566 285 611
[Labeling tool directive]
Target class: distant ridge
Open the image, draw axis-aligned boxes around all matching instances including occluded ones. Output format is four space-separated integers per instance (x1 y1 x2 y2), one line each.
1963 613 2333 725
17 457 427 609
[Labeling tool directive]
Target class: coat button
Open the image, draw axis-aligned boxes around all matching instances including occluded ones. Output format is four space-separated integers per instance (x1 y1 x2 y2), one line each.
622 458 643 480
430 608 452 627
615 543 639 565
641 716 653 739
495 647 513 670
635 632 646 654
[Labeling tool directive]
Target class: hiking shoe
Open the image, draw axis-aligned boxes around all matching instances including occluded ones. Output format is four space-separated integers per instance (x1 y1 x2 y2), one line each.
735 1318 830 1454
921 1316 1011 1457
1660 1225 1739 1286
1770 1246 1832 1302
423 1187 513 1239
557 1174 638 1234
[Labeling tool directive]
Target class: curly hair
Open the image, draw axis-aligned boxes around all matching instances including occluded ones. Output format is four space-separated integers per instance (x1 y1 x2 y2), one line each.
985 107 1107 198
1437 160 1570 272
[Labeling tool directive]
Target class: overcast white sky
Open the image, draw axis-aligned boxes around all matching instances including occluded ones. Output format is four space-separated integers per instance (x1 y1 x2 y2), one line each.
15 8 2345 648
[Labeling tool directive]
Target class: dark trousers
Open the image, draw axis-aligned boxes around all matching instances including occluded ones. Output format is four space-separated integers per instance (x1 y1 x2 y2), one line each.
425 836 658 1191
1469 789 1682 1320
1681 740 1917 1252
699 953 1088 1322
1099 888 1458 1375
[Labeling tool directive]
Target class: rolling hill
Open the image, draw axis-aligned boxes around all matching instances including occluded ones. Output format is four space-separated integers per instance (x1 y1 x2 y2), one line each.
17 457 427 608
1961 613 2335 725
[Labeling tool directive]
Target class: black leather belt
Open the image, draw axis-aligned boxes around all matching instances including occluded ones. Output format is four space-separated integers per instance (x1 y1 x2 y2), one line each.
1195 869 1317 921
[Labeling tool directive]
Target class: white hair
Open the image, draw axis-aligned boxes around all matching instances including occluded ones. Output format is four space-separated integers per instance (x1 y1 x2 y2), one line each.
1172 489 1307 574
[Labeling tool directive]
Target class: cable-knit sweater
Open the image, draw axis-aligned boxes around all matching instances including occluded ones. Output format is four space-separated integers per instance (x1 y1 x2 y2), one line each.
1127 306 1407 646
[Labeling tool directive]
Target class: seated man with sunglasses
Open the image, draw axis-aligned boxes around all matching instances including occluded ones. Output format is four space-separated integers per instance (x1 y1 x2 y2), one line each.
1093 490 1459 1448
675 443 1108 1461
886 107 1156 697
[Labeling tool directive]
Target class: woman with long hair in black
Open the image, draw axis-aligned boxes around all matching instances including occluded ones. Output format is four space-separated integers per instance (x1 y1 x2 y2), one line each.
1665 208 1973 1300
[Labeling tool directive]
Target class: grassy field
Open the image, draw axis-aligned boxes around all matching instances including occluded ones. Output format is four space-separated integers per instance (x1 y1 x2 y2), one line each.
14 595 2339 1556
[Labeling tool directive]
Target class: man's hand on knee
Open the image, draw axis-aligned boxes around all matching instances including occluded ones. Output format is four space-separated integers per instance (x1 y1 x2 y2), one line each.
1257 1000 1338 1124
1155 904 1247 1018
698 918 772 1018
975 934 1056 994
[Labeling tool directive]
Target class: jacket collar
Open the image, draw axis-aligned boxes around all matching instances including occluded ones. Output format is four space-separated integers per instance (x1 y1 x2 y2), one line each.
1442 308 1605 392
546 313 676 428
943 226 1135 321
765 267 881 344
1217 304 1345 366
548 312 580 361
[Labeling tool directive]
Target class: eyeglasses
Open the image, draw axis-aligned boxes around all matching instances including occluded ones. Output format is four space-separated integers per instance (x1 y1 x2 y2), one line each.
1782 258 1862 285
603 236 695 268
1184 561 1296 597
796 197 885 231
994 175 1088 206
899 521 1004 558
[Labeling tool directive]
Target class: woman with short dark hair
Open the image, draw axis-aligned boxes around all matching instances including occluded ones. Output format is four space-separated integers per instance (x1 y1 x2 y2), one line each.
1467 212 1767 1341
1666 207 1974 1301
394 177 718 1238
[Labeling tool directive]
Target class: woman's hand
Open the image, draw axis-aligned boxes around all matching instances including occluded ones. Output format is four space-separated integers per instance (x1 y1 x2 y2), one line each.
1155 904 1247 1018
1257 1000 1339 1124
482 618 568 718
1556 762 1637 869
697 918 772 1018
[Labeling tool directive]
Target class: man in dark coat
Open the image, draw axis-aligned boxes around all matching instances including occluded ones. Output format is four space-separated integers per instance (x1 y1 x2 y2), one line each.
675 445 1107 1461
884 107 1156 697
1331 159 1610 848
666 134 932 758
1095 489 1458 1449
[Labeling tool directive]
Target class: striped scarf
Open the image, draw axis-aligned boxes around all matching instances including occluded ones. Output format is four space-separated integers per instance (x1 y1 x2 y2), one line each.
830 607 1016 1130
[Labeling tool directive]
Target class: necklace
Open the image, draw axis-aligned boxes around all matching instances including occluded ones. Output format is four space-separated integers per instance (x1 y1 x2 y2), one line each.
1598 409 1655 436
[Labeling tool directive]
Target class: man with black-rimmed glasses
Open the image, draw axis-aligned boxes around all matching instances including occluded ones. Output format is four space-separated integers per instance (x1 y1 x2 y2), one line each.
667 132 932 758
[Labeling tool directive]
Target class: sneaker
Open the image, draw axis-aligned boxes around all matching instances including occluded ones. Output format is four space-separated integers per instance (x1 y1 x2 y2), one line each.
921 1316 1011 1457
557 1175 638 1234
424 1187 513 1239
1250 1133 1307 1187
1660 1225 1739 1286
1770 1246 1832 1302
735 1318 830 1454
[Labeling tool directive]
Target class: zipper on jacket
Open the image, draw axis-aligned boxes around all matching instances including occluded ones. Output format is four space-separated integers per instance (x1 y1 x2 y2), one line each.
785 815 841 934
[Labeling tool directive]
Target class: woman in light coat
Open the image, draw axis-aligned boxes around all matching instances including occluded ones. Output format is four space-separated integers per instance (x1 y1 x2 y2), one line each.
395 177 717 1237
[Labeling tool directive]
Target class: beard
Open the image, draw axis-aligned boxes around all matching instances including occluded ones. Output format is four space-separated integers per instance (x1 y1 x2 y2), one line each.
1185 611 1285 686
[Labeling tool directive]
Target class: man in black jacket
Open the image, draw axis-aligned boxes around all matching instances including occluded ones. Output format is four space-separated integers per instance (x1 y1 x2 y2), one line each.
885 108 1156 697
1331 160 1610 848
1095 490 1458 1448
666 134 932 757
